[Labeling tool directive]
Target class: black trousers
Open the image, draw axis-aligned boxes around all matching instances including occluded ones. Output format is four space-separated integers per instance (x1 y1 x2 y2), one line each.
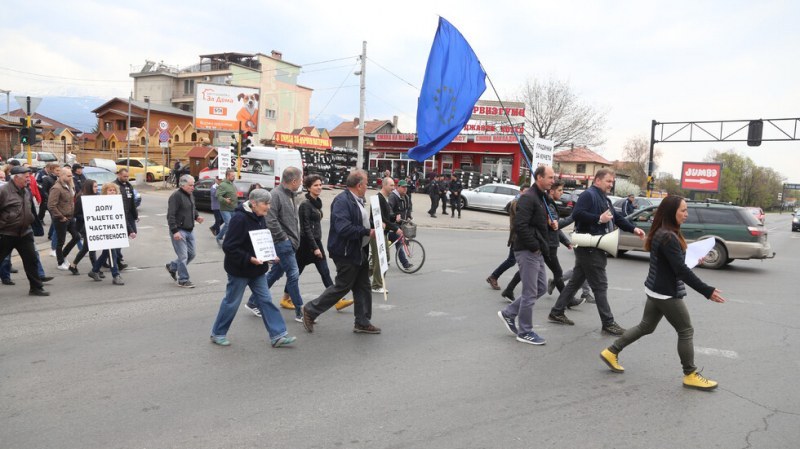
449 196 461 216
54 219 80 266
428 194 439 215
543 247 565 292
304 247 372 327
440 194 448 213
551 247 614 326
0 233 44 291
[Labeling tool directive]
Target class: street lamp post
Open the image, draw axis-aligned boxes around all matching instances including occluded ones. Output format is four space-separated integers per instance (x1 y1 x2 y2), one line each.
144 97 151 183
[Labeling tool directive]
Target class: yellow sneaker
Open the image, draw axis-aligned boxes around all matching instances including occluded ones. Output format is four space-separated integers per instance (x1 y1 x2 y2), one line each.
600 348 624 373
335 298 354 311
279 294 295 310
683 371 718 391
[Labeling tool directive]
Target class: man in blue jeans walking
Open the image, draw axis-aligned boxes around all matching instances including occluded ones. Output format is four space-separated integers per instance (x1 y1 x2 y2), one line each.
263 167 305 321
214 169 238 246
165 175 203 288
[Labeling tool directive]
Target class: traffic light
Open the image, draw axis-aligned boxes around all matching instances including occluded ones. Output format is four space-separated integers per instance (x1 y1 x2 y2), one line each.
20 127 31 144
241 131 253 155
30 126 42 144
747 120 763 147
230 133 238 153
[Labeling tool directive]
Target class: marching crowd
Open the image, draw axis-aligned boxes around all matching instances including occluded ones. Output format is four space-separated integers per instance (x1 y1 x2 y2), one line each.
2 160 727 390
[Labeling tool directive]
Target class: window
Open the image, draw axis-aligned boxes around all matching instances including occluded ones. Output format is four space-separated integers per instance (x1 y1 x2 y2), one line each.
116 120 127 131
184 79 195 95
576 164 586 173
191 132 197 142
104 122 112 131
345 139 353 148
497 187 518 196
265 109 276 120
477 186 497 194
140 137 146 146
696 208 742 225
174 134 180 143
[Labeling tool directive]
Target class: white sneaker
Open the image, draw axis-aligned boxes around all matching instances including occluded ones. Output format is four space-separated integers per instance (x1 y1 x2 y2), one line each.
57 262 70 271
50 250 56 257
371 287 387 294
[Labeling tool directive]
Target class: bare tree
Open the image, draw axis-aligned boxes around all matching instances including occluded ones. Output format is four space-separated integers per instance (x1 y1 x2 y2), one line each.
622 136 661 188
517 77 608 148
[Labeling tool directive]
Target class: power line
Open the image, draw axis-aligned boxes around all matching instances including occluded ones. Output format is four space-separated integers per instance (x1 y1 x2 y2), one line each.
366 57 420 91
312 61 360 123
0 66 130 83
365 89 414 118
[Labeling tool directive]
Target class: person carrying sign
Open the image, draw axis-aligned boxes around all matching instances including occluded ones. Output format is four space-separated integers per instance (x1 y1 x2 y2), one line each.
210 189 296 348
87 183 126 285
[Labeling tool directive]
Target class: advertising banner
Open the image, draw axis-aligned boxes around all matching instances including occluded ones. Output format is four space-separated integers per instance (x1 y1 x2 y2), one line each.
195 83 260 133
680 162 723 192
81 195 130 251
533 137 555 167
273 132 331 150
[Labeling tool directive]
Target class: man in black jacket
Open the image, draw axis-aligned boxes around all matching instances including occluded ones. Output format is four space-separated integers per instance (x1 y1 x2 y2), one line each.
114 168 138 269
427 174 440 218
165 174 203 288
496 165 555 345
548 169 645 335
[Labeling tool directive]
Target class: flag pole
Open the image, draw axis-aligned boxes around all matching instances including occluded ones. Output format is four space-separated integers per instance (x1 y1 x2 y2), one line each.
482 68 534 173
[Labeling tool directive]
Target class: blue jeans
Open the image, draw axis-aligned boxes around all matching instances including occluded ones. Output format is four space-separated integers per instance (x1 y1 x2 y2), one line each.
216 211 233 242
211 273 288 344
266 239 303 310
491 247 516 279
169 230 196 282
92 249 120 277
1 253 45 279
48 224 57 250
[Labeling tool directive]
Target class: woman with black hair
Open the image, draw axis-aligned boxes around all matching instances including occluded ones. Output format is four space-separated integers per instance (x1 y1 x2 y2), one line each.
599 195 726 391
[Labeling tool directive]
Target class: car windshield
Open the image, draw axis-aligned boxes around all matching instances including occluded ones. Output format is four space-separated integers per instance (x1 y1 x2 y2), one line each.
143 159 161 166
84 170 117 186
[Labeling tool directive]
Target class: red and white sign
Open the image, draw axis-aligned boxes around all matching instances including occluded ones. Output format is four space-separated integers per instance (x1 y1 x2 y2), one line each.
471 100 525 121
680 162 723 192
375 133 416 142
475 135 518 144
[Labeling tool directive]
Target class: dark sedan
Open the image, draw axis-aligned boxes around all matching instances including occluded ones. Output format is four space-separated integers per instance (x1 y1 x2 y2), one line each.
193 179 251 211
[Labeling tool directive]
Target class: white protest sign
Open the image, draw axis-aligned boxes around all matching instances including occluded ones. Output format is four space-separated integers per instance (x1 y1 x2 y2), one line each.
370 195 389 276
249 229 277 262
82 194 130 251
533 137 555 167
217 147 232 179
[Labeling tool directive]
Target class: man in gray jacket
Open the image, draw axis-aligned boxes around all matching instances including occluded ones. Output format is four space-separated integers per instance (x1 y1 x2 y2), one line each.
265 167 305 321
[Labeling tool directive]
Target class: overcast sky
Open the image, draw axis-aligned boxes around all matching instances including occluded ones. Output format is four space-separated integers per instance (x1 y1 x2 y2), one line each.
2 0 798 181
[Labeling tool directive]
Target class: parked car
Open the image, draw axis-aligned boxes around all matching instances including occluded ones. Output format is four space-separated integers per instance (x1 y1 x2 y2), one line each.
115 158 171 182
8 151 59 170
745 206 765 225
617 202 775 269
87 158 119 173
459 183 520 214
83 166 141 208
198 146 303 192
555 191 578 217
192 178 250 212
613 196 659 215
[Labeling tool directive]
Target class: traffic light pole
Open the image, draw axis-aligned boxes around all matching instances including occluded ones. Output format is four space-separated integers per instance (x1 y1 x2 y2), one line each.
237 122 242 180
26 97 32 165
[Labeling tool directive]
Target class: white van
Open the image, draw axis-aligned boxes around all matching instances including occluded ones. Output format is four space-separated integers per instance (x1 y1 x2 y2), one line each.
198 146 303 191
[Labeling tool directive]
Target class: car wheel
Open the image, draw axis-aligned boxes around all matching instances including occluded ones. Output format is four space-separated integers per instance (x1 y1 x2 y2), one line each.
146 172 155 182
505 202 511 214
701 242 728 269
724 258 734 266
459 197 467 209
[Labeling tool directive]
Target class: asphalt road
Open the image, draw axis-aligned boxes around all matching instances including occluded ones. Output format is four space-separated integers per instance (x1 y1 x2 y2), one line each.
1 189 798 449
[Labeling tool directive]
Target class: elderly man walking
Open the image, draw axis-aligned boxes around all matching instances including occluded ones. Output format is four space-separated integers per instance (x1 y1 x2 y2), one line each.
265 167 305 321
301 169 380 335
0 166 49 296
165 175 204 288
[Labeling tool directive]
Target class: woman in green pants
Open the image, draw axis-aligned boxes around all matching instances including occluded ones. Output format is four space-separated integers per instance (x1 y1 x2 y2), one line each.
599 196 726 391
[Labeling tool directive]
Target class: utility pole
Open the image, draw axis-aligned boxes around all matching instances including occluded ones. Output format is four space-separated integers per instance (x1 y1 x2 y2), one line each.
25 97 32 165
144 97 151 181
357 40 366 170
126 92 132 165
0 89 9 121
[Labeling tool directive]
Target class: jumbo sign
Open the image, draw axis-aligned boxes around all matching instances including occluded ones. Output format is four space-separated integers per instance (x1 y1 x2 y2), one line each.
680 162 723 192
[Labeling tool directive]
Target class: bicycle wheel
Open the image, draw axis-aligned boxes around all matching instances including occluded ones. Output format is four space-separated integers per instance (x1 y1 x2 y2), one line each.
396 238 425 274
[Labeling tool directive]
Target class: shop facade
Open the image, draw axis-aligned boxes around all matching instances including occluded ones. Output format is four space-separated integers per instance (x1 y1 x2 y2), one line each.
369 133 525 184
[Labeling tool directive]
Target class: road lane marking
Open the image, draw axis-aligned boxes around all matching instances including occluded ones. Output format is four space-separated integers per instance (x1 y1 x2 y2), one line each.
694 346 739 359
442 269 466 274
376 304 396 310
726 298 764 305
137 226 154 229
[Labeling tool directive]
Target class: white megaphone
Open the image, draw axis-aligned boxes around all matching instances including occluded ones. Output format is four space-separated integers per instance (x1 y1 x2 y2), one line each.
571 229 620 257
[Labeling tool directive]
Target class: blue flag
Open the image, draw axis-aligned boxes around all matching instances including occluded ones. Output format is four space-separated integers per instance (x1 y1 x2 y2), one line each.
408 17 486 162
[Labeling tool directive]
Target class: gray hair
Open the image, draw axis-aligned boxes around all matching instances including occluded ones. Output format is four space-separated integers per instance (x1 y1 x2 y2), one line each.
282 166 302 185
249 188 271 205
179 174 195 187
346 169 367 188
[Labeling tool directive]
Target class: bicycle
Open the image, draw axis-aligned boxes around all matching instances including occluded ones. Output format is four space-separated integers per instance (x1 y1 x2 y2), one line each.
370 221 426 274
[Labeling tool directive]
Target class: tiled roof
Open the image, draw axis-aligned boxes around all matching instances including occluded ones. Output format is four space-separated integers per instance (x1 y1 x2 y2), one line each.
328 119 393 137
554 147 611 165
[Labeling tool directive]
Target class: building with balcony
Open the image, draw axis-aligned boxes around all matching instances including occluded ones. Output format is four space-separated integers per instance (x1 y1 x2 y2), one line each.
129 51 312 144
553 146 613 188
